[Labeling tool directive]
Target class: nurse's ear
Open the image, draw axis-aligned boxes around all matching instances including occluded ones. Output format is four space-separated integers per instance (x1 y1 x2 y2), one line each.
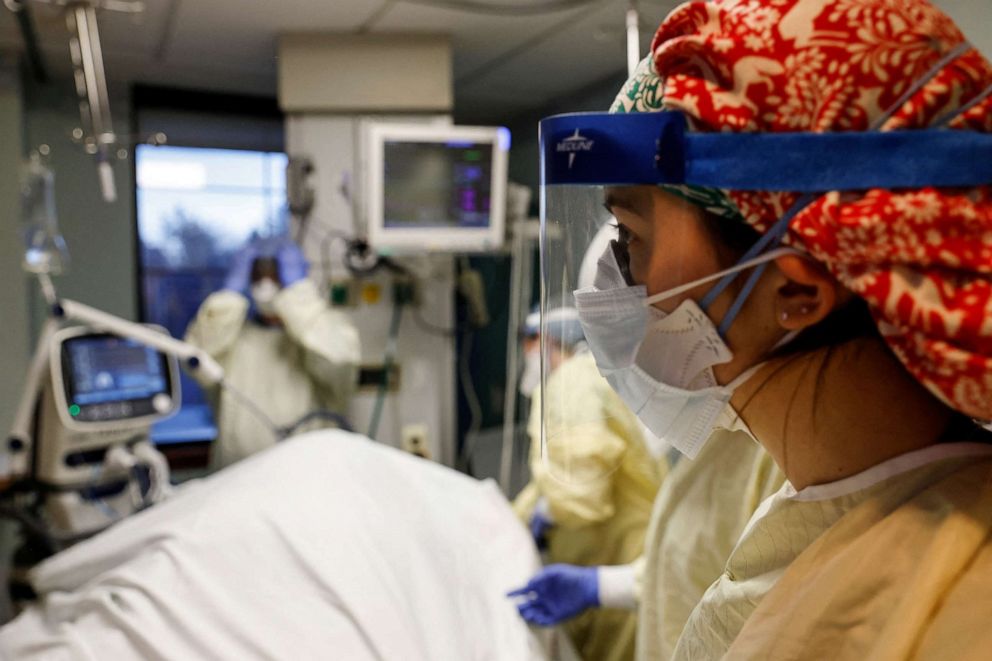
772 255 845 330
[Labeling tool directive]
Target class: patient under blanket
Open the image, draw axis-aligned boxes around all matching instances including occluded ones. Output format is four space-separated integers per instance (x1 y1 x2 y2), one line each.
1 431 548 660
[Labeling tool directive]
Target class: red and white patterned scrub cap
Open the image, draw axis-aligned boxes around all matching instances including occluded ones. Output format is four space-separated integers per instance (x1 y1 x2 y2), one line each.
613 0 992 421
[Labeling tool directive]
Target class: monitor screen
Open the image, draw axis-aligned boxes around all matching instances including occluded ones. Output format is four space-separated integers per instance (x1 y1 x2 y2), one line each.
383 141 494 229
366 123 508 253
60 334 174 423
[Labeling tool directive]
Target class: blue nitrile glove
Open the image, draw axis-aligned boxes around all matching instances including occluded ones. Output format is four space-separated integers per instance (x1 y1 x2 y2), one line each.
223 244 258 294
507 564 600 627
277 241 309 286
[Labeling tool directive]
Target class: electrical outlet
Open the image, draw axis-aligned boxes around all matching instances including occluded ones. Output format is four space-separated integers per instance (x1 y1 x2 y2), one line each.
401 424 431 460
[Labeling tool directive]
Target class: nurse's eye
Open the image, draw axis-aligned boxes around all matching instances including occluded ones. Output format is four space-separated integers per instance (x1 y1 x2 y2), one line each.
609 239 635 287
616 223 633 247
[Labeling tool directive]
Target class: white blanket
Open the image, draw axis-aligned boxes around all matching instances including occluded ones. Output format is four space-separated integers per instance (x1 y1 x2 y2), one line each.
1 431 548 660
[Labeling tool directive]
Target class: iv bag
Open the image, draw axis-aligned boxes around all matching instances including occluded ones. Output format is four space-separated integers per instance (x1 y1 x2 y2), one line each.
21 150 69 275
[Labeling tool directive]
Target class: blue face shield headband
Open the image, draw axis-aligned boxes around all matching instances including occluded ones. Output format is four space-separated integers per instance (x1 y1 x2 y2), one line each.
540 110 992 191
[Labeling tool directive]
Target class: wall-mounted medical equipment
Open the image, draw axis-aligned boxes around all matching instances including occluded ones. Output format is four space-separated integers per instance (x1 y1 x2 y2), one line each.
364 123 509 254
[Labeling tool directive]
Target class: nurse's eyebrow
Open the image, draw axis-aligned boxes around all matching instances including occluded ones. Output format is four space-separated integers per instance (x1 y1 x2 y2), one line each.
604 190 638 213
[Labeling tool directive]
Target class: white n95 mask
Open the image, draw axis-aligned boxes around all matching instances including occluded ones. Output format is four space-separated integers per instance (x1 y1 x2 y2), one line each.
574 242 794 459
251 278 280 317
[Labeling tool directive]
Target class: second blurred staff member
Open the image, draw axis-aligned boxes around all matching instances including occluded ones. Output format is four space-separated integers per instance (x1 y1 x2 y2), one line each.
186 239 361 469
513 308 667 661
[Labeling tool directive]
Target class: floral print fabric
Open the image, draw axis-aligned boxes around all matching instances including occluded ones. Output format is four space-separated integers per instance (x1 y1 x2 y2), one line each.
617 0 992 420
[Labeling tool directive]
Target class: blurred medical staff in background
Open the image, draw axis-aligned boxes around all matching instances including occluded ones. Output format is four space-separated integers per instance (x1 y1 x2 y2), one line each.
513 307 666 661
185 239 361 469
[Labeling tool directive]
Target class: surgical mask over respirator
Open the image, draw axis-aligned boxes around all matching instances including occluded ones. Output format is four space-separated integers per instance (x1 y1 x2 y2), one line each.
574 240 796 459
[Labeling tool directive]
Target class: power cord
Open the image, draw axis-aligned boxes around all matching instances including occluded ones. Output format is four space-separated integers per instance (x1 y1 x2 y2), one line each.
281 410 354 436
457 329 484 473
367 298 405 440
220 379 283 441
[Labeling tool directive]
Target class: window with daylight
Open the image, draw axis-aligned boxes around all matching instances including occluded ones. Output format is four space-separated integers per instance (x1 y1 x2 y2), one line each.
135 145 288 443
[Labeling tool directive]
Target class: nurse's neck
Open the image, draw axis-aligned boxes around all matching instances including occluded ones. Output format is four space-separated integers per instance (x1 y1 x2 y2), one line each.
729 337 955 490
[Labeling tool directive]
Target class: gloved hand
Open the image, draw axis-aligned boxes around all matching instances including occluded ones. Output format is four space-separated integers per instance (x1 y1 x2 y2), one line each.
223 244 257 293
277 241 309 286
529 510 553 550
507 564 600 627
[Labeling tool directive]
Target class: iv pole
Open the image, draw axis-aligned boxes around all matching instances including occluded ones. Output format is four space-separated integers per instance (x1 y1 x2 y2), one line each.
626 0 640 77
9 0 148 203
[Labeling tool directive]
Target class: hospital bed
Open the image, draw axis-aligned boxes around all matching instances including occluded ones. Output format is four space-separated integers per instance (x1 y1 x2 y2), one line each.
0 430 578 660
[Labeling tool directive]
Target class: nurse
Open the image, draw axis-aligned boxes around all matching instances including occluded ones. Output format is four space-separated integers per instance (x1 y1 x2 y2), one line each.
527 0 992 657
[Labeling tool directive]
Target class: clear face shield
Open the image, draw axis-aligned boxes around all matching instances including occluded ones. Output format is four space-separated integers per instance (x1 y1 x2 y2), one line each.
541 181 776 481
539 186 633 486
538 109 992 484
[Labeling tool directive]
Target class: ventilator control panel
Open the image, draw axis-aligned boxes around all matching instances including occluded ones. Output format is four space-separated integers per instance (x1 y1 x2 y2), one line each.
53 329 179 431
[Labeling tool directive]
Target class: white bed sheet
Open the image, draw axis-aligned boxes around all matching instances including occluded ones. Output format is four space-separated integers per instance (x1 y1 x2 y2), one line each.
0 431 548 660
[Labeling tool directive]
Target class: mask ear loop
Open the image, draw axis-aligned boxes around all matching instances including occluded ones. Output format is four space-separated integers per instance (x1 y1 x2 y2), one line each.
716 261 769 337
699 193 817 330
697 42 974 337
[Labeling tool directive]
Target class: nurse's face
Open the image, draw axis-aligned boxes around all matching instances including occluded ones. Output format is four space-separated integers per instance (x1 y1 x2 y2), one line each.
604 185 726 313
603 185 793 386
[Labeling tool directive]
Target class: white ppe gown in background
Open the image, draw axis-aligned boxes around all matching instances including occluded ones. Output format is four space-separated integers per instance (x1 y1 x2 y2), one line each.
0 431 550 660
184 279 361 469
